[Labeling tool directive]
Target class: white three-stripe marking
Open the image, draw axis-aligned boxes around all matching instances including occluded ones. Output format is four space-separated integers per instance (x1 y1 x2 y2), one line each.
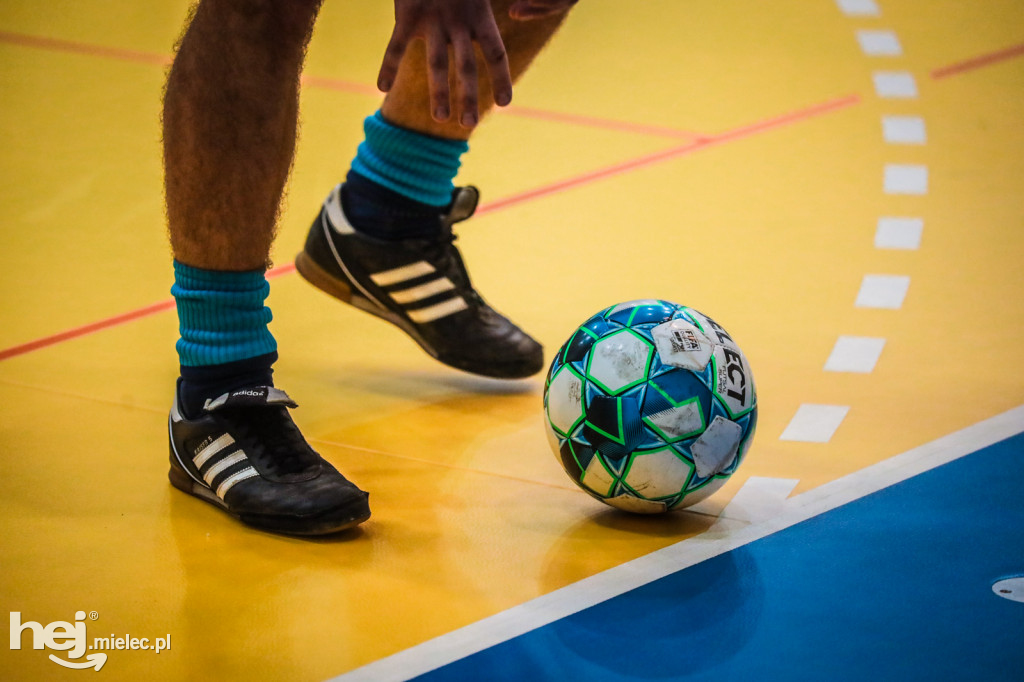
390 277 456 304
368 261 468 322
193 433 235 469
407 297 468 323
370 261 435 287
216 467 259 499
203 450 248 486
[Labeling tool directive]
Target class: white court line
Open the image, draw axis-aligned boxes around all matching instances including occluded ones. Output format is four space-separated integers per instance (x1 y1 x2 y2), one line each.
779 404 850 442
873 71 918 98
856 274 911 309
825 336 886 373
329 405 1024 682
857 30 902 56
882 116 926 144
876 217 923 250
706 477 800 532
885 164 928 194
836 0 879 16
686 476 798 524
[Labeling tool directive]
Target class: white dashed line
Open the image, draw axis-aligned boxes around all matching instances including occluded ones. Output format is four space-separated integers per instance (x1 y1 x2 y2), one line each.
856 274 911 309
857 30 903 56
875 217 923 250
884 164 928 194
825 336 887 373
882 115 926 144
779 404 850 443
873 71 918 98
836 0 880 16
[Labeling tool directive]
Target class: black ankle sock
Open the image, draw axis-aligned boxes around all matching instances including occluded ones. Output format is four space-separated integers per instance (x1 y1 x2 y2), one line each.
179 352 277 419
342 169 449 241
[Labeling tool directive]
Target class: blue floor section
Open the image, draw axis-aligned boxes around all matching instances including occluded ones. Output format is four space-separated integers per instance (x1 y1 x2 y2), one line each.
416 432 1024 681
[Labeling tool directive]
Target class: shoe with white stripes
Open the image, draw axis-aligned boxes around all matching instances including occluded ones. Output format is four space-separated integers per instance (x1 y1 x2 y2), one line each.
168 383 371 535
295 184 544 379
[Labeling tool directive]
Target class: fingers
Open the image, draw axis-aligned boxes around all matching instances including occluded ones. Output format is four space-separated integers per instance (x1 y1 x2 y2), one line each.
377 23 412 92
425 26 452 121
450 33 479 127
433 13 511 128
509 0 577 21
450 7 510 127
474 19 512 108
382 0 520 128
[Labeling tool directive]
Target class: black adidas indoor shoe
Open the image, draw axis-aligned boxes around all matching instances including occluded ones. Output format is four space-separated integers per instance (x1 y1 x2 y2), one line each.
295 184 544 379
168 384 370 535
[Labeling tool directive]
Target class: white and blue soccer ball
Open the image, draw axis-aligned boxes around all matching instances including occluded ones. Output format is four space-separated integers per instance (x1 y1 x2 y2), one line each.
544 299 757 514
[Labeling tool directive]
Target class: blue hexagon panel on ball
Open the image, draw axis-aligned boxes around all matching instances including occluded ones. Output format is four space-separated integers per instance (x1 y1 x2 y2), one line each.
543 299 757 514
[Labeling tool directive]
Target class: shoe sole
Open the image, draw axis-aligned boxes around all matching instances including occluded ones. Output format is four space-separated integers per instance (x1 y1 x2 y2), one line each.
296 250 541 379
168 453 370 536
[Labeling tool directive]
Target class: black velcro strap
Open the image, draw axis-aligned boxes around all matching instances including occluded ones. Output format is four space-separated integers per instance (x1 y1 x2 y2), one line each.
203 386 298 412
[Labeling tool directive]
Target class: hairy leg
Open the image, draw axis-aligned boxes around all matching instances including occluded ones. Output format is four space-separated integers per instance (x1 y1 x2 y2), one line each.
163 0 323 271
381 0 572 139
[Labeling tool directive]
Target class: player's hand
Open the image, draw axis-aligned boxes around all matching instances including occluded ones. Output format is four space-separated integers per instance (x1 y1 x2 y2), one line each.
378 0 513 129
508 0 578 20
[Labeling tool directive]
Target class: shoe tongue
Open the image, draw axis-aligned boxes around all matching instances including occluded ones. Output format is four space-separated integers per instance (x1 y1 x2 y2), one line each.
203 386 297 412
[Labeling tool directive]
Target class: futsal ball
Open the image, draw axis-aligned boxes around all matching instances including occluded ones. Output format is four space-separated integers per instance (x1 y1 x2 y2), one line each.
543 299 757 514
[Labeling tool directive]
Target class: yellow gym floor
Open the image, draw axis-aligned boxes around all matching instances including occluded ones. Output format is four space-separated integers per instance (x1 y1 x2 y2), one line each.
2 0 1023 679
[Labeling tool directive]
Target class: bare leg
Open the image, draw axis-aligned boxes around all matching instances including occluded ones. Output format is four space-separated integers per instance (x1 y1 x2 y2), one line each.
162 1 373 536
163 0 323 271
381 0 572 140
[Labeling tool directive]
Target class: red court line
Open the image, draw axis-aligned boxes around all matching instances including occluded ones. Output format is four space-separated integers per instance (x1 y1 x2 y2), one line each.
0 299 177 362
0 264 297 362
0 94 858 362
502 105 707 141
0 30 171 66
931 41 1024 79
0 30 703 141
0 30 376 94
300 76 707 140
479 94 860 216
477 140 704 216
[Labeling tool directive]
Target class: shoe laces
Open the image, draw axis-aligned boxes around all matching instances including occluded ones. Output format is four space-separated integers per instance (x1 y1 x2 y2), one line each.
218 405 318 477
419 228 484 307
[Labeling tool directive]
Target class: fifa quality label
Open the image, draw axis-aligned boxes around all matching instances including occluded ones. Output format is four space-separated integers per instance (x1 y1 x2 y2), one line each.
685 309 739 351
671 328 701 352
651 319 713 372
713 345 753 417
